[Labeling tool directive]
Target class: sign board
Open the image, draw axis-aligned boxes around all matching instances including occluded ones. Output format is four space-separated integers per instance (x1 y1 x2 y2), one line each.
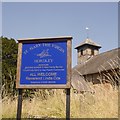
16 36 72 88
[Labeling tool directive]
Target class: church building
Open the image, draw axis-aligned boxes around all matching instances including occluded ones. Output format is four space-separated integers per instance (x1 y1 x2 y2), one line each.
72 38 120 93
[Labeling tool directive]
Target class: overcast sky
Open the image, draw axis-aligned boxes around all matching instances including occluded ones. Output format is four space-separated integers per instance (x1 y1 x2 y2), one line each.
2 2 118 67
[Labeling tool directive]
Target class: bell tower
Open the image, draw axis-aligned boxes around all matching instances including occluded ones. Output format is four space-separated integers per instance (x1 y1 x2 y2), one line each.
75 38 101 64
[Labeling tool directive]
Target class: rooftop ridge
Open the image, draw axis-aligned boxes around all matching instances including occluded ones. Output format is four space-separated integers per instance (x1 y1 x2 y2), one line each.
73 47 120 69
92 47 120 58
75 38 101 49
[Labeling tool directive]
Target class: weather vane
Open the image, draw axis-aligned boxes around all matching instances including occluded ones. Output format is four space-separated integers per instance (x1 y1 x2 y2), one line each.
86 27 90 39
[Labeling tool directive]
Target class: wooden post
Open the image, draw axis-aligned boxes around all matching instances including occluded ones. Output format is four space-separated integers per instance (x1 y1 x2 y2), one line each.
66 88 70 120
17 89 23 120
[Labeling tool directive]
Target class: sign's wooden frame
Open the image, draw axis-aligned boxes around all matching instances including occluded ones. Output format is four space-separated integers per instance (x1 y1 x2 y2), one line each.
16 36 72 89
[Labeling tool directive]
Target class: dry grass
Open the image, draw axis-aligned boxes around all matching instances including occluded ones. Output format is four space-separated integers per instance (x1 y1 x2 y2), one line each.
2 84 118 118
0 97 2 120
71 84 118 118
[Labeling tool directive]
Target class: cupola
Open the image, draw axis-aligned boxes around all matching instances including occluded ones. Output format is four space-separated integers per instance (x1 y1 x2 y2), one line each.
75 38 101 64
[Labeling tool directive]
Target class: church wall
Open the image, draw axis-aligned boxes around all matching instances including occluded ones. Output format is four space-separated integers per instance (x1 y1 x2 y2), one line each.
83 68 119 87
85 73 100 84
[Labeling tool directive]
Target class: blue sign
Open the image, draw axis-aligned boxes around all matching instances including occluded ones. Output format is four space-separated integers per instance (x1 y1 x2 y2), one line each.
20 41 67 85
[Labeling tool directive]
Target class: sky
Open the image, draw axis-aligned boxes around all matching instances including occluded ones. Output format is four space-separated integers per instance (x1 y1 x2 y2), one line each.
2 2 118 67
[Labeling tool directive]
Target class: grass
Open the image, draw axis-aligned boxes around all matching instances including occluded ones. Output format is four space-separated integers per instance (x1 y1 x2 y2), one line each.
0 97 2 120
2 84 118 118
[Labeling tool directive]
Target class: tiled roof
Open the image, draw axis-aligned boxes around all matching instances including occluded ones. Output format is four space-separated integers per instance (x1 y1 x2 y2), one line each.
73 48 120 75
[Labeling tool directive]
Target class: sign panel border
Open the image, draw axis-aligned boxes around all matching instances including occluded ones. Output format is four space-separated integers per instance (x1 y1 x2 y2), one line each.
16 36 72 89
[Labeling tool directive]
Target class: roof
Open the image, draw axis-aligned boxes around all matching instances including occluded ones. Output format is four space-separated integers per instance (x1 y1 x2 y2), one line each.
72 48 120 92
75 38 101 49
72 70 94 92
73 48 120 75
72 65 94 92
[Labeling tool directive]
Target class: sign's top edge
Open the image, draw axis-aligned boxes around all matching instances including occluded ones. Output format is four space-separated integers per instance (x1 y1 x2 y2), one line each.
18 36 73 41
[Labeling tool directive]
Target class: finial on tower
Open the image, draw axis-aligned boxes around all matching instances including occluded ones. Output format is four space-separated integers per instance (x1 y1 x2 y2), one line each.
86 27 89 39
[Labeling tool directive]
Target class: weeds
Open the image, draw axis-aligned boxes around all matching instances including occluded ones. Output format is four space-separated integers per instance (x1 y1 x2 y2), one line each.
2 87 118 118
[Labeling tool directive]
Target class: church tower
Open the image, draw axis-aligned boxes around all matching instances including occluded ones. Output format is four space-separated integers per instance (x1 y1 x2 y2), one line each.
75 38 101 64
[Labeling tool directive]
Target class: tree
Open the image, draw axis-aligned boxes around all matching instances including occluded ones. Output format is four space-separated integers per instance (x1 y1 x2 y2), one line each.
1 36 55 99
2 36 18 98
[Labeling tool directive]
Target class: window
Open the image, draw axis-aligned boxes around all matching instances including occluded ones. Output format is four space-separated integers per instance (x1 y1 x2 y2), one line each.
91 49 94 55
81 49 83 55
